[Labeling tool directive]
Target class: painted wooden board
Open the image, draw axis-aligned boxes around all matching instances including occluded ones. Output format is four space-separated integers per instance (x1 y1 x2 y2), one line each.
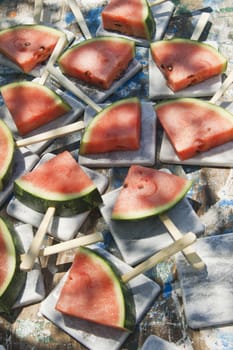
1 82 84 154
78 102 156 168
149 41 222 100
40 245 161 350
141 335 180 350
159 102 233 167
96 1 175 47
52 58 142 104
6 153 109 241
0 147 39 208
177 232 233 329
13 223 45 308
100 185 204 266
0 17 75 77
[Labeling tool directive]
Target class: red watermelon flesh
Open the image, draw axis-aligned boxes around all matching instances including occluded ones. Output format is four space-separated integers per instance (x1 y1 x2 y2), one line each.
55 246 135 331
0 24 64 73
58 36 135 90
150 39 227 91
111 165 192 220
1 81 71 136
0 119 15 191
79 97 141 154
101 0 156 40
155 98 233 160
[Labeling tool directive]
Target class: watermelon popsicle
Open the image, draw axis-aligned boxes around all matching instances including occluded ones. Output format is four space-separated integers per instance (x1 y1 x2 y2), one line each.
54 232 196 331
111 164 206 270
16 151 103 271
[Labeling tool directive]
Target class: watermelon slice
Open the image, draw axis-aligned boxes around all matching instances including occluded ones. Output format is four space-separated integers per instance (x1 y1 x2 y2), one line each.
55 246 136 331
111 165 192 220
79 97 141 154
155 98 233 160
58 36 135 90
101 0 156 40
0 119 15 191
0 217 26 313
0 24 65 73
14 151 103 216
150 38 227 91
1 81 71 136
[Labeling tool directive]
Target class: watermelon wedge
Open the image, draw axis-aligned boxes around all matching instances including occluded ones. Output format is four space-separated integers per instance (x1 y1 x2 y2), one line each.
1 81 71 136
150 38 227 91
101 0 156 40
79 97 141 154
14 151 103 216
55 246 136 331
155 98 233 160
111 165 192 220
0 24 65 73
0 217 26 313
58 36 135 89
0 119 15 191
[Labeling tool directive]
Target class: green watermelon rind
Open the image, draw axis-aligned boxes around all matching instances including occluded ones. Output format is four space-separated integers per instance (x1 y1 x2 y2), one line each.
112 178 193 220
0 119 15 191
0 217 26 314
141 0 156 40
150 38 227 72
79 96 140 154
73 246 136 331
58 35 135 69
1 81 72 114
14 179 103 217
0 24 64 40
155 97 233 123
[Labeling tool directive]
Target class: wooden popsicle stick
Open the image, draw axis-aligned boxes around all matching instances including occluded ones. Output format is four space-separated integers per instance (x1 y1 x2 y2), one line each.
15 120 85 148
33 0 43 23
121 232 197 283
41 231 104 256
39 34 68 85
159 213 206 270
47 64 102 113
20 206 55 271
67 0 92 39
210 69 233 104
190 12 210 41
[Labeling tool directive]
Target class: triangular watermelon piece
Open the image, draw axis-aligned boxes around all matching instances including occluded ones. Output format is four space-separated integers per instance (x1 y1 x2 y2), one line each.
0 119 15 191
58 36 135 89
0 24 65 73
101 0 156 40
111 165 192 220
150 38 227 91
155 98 233 160
14 151 103 217
0 217 26 313
79 97 141 154
55 246 136 331
1 81 71 135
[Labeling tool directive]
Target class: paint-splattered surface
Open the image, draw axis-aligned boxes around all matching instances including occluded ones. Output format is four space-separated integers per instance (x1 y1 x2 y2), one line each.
0 0 233 349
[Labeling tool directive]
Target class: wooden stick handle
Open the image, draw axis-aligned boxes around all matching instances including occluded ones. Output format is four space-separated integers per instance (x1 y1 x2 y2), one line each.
68 0 92 39
190 12 210 41
210 69 233 104
42 231 103 256
121 232 197 283
20 207 55 271
15 120 85 148
39 34 68 85
159 213 206 270
33 0 43 23
47 65 102 113
149 0 167 7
